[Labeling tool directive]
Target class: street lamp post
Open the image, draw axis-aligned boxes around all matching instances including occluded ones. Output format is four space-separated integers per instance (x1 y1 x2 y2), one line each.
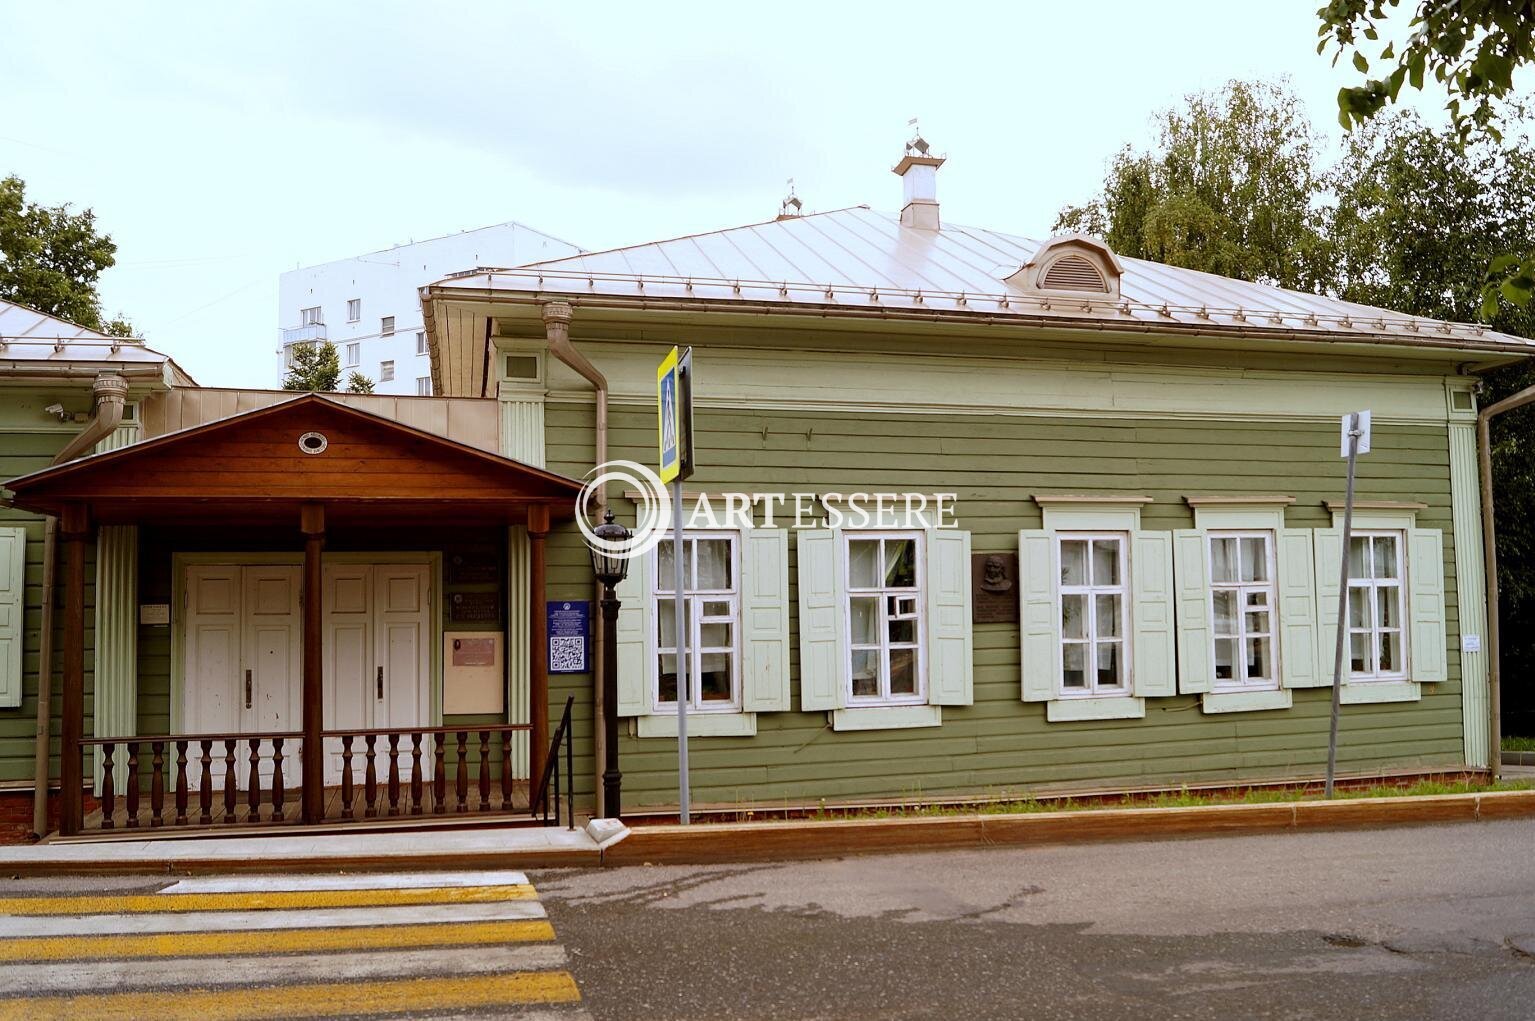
589 509 631 819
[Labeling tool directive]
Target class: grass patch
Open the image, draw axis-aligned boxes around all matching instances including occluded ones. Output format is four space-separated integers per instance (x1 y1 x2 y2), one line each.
1502 735 1535 752
799 778 1535 823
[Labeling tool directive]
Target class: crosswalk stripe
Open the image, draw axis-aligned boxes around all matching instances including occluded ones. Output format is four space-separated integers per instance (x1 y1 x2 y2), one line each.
0 969 583 1020
0 944 571 995
159 870 529 894
0 884 535 916
0 899 546 937
0 918 556 962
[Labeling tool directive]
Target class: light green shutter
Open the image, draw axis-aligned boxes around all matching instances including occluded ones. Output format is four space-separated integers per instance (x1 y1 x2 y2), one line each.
741 529 791 712
614 548 652 717
0 526 24 708
925 529 973 706
1313 527 1344 686
1131 531 1177 698
1277 529 1324 687
796 529 846 711
1172 529 1213 694
1018 530 1057 702
1409 527 1447 684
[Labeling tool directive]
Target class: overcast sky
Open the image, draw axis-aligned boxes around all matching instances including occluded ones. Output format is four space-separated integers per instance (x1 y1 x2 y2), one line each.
2 1 1448 387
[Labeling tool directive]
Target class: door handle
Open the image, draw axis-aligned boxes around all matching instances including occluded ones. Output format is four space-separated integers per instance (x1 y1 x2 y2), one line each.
244 670 252 709
376 666 384 701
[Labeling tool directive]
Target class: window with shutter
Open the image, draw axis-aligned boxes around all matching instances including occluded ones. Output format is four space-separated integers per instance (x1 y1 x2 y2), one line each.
0 526 24 708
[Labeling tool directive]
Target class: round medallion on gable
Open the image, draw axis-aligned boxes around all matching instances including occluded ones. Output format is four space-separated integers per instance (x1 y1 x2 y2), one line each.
298 431 329 455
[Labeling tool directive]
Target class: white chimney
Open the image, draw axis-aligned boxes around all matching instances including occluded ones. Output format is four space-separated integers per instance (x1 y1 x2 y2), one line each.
892 132 945 230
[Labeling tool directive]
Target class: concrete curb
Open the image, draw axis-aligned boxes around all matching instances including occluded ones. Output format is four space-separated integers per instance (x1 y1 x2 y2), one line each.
601 790 1535 866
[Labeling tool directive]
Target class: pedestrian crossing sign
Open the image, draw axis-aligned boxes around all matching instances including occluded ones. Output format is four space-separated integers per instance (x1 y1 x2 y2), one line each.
656 346 693 483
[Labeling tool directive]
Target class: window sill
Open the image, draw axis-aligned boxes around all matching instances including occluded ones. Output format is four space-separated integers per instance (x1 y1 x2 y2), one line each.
830 705 942 731
1202 689 1292 714
634 713 757 738
1045 696 1144 722
1340 680 1420 705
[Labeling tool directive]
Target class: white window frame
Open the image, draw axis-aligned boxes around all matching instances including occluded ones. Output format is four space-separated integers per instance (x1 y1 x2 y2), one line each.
1207 530 1280 692
344 342 360 368
650 531 741 714
842 530 926 707
1055 531 1131 697
416 331 428 356
1347 529 1409 682
346 298 360 322
381 315 395 336
380 360 395 382
415 376 432 396
300 306 322 326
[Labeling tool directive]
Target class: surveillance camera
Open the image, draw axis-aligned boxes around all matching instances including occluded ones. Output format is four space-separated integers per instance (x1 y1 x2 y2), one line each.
44 403 65 417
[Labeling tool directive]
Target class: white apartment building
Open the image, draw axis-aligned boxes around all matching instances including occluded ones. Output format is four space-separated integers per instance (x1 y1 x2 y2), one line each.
277 221 581 395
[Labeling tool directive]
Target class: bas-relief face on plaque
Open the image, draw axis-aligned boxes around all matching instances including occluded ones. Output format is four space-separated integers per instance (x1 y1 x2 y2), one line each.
971 552 1019 624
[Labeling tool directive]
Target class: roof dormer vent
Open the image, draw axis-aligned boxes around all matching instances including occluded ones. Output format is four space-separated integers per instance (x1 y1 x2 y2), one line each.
892 122 945 231
1005 234 1123 302
777 179 803 221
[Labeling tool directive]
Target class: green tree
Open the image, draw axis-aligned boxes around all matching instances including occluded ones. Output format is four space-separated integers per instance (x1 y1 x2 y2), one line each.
1055 80 1330 291
282 342 341 392
1319 0 1535 308
0 175 129 332
344 371 375 394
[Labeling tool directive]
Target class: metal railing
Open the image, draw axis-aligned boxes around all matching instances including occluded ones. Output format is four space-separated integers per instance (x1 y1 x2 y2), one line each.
531 696 576 829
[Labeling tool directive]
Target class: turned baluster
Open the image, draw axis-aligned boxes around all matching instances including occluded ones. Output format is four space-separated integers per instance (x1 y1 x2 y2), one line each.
433 735 446 814
198 740 213 825
364 734 379 818
125 742 140 828
340 736 355 818
222 740 237 823
477 731 491 812
410 734 424 815
100 744 116 829
246 738 262 821
500 731 513 811
271 738 285 822
455 731 468 813
387 734 401 817
150 741 165 827
173 741 189 826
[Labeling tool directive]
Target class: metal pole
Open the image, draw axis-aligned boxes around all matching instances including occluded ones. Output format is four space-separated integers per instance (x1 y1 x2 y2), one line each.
600 586 622 817
1326 413 1360 798
672 477 690 823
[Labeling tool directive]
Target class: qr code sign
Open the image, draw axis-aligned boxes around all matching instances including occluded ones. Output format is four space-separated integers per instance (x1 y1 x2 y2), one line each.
549 636 586 673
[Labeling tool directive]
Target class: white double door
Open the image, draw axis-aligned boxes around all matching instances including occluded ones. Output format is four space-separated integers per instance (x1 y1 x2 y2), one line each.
181 562 432 790
321 564 433 786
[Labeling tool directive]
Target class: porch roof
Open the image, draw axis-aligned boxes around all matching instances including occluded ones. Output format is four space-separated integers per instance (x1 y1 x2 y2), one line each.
2 392 585 527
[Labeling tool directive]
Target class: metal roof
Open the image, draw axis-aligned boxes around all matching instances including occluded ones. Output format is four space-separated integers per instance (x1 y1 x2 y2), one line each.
0 298 193 382
427 206 1532 354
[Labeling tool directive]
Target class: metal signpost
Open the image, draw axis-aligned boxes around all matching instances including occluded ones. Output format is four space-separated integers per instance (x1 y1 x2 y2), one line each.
1326 410 1371 797
657 346 695 822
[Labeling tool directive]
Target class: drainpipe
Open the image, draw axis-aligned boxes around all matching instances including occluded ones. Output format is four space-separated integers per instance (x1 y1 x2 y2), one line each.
540 301 611 809
1477 381 1535 784
30 373 128 837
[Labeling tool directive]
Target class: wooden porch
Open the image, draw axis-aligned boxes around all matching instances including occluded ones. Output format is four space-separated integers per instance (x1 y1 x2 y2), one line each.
5 395 586 837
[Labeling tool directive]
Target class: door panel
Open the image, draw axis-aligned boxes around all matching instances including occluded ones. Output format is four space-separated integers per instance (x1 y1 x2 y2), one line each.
243 567 302 785
323 565 373 785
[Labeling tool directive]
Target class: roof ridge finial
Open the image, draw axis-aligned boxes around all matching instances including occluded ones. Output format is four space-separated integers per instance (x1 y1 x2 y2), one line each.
777 177 803 220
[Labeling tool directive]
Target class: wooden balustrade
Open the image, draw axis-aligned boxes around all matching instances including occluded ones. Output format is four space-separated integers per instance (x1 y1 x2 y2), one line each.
88 733 300 831
326 725 527 820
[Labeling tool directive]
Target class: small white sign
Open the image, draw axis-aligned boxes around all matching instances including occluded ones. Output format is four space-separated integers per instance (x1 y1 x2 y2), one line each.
1341 410 1372 457
1463 634 1482 653
139 603 170 626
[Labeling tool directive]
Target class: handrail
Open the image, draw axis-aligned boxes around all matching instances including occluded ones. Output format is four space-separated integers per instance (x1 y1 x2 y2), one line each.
83 731 300 746
530 696 575 829
321 723 530 738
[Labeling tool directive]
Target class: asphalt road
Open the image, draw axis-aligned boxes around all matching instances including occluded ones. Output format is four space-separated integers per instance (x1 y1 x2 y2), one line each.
533 819 1535 1021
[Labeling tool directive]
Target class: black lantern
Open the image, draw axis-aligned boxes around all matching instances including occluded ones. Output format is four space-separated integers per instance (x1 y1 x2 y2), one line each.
589 509 632 588
589 508 630 818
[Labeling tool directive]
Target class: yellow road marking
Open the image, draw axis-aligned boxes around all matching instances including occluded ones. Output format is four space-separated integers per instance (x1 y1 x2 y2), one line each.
0 970 581 1020
0 884 536 916
0 918 556 962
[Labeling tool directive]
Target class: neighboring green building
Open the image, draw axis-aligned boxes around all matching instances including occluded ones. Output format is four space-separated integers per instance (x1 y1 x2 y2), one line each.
418 141 1526 817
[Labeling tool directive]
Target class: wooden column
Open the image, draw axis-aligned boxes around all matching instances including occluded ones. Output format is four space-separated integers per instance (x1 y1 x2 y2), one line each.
58 504 90 836
528 503 551 788
300 503 325 824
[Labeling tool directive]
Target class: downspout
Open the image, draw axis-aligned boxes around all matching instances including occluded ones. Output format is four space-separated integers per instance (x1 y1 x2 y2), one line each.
540 301 611 808
1477 381 1535 784
30 373 128 837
